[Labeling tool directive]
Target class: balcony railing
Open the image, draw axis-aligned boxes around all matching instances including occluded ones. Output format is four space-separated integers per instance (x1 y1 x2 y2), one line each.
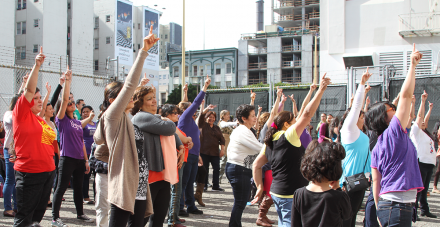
241 27 319 40
278 14 307 22
249 62 267 69
281 74 302 84
274 0 319 9
309 11 320 19
282 45 301 52
248 47 267 54
248 78 267 85
282 60 301 67
398 13 440 37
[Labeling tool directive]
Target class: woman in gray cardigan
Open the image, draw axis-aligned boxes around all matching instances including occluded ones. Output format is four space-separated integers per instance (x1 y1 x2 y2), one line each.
131 86 184 227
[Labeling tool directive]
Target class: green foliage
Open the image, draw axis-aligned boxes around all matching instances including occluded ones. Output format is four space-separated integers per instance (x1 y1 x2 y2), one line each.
166 84 199 104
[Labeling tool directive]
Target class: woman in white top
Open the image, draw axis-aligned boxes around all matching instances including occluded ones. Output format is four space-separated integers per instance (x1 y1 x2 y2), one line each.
410 91 437 218
218 110 238 183
226 104 263 227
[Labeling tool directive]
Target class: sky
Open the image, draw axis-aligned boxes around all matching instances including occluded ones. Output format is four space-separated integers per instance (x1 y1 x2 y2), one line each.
131 0 272 51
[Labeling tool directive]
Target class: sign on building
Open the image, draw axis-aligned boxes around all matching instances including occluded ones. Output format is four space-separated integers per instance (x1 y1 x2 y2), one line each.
143 7 160 71
115 0 133 65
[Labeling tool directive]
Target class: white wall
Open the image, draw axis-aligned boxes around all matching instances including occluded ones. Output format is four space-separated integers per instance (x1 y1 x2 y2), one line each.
42 0 67 71
71 0 94 74
94 0 116 76
0 0 15 65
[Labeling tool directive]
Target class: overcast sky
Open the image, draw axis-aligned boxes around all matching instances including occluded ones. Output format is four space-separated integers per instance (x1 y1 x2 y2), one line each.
131 0 272 51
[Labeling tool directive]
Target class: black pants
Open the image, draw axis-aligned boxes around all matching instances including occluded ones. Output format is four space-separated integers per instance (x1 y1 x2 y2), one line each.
201 154 220 189
343 188 366 227
14 170 55 227
195 165 207 184
53 154 59 192
416 162 435 214
52 156 85 220
109 200 147 227
83 170 92 199
144 180 171 227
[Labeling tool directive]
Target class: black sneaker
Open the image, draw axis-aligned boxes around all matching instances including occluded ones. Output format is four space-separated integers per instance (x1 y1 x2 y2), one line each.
207 183 212 187
188 209 203 215
421 212 437 218
179 210 189 217
211 187 225 192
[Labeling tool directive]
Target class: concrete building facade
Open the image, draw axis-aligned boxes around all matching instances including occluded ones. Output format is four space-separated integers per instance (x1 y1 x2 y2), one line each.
238 0 320 86
168 48 238 91
159 67 170 105
1 0 16 65
159 22 182 69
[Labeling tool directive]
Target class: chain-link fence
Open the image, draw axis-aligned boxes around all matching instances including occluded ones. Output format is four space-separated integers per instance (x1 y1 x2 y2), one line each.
0 64 111 119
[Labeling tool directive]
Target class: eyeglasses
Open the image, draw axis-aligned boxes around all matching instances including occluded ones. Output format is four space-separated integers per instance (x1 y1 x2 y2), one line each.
386 105 396 112
68 101 75 106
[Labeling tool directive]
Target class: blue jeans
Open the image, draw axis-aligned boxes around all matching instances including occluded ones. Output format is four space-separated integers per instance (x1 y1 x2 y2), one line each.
3 148 17 211
365 186 380 227
225 163 252 227
271 194 293 227
168 162 185 225
376 200 413 227
180 154 199 212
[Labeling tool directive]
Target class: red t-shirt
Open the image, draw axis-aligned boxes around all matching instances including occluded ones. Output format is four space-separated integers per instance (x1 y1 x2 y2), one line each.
13 95 56 173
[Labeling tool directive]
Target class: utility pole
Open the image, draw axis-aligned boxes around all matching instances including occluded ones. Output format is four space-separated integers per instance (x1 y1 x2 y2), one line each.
181 0 186 101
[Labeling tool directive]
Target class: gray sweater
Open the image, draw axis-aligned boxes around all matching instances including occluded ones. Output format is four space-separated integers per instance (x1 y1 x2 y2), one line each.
131 111 182 172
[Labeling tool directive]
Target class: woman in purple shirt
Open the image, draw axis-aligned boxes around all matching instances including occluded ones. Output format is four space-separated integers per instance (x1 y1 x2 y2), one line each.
365 44 424 226
80 105 96 204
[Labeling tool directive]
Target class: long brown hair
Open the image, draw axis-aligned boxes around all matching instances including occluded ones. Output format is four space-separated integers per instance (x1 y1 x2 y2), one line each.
257 112 270 137
131 86 154 115
98 81 123 119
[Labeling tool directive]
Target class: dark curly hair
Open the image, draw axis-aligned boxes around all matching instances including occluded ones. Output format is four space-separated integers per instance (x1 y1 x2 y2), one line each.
364 101 395 136
300 140 346 183
264 111 295 149
161 104 179 118
131 86 154 115
235 104 255 124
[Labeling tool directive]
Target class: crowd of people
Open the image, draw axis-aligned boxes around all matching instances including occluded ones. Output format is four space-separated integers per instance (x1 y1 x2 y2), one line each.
0 29 439 227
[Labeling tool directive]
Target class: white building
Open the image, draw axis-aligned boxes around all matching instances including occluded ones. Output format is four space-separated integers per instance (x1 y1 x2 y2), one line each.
320 0 440 82
0 0 16 65
159 67 170 105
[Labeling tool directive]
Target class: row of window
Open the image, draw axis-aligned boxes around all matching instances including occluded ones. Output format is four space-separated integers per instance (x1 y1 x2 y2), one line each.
16 19 40 35
15 45 41 60
94 16 111 29
94 37 112 49
159 75 168 79
173 63 232 77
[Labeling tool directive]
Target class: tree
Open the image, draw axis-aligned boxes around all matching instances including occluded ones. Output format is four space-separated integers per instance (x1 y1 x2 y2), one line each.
166 83 199 104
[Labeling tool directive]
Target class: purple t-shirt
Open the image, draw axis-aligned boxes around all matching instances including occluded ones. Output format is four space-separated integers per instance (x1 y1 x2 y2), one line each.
83 122 97 155
371 116 424 196
56 116 84 159
300 126 312 149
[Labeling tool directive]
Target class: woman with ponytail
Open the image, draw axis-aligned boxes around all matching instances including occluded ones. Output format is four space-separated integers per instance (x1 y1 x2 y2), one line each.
93 26 159 227
252 74 331 227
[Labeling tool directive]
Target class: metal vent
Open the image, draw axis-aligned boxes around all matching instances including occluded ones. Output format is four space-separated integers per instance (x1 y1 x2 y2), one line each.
379 52 404 76
406 50 432 75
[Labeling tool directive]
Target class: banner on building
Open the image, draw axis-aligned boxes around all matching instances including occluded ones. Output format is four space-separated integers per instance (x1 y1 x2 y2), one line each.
143 7 160 70
115 0 133 66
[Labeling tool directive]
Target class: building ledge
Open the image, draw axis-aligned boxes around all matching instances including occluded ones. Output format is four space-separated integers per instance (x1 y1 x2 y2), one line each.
399 13 440 37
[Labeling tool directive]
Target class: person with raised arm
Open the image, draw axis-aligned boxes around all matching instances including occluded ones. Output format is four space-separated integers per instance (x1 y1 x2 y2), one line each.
80 105 96 204
338 68 372 227
257 87 283 143
410 91 437 219
296 83 317 148
252 74 331 227
177 75 211 216
366 44 424 226
12 47 57 227
93 25 159 227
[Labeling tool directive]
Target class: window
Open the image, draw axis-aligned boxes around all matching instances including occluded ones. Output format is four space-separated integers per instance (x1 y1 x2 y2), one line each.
17 0 21 10
138 23 140 29
94 39 99 49
226 81 232 87
173 67 179 77
200 66 204 76
23 0 26 9
215 82 221 87
67 3 70 9
94 60 99 71
34 19 38 27
165 34 168 39
16 46 26 60
138 44 141 50
193 65 197 76
215 64 221 75
161 93 166 105
33 44 38 53
185 66 188 77
34 0 38 2
16 22 26 35
159 75 162 79
163 75 167 79
94 17 99 28
106 15 110 22
226 63 232 74
106 37 110 44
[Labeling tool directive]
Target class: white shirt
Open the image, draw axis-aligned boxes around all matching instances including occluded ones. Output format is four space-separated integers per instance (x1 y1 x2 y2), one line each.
227 125 263 169
219 121 238 129
3 111 13 149
410 123 436 165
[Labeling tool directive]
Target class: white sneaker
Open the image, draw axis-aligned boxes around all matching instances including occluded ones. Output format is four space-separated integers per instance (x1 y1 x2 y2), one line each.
77 214 94 223
52 218 68 227
32 222 42 227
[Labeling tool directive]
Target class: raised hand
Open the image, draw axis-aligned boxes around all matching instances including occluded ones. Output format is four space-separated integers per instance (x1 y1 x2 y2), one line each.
139 73 149 86
45 82 51 94
64 65 72 82
411 95 416 104
183 83 188 92
410 43 423 66
205 74 211 87
206 104 217 110
289 94 294 101
365 83 371 93
258 105 262 112
310 83 317 91
90 110 95 119
360 67 372 85
142 25 160 52
59 75 65 85
23 74 29 84
281 94 288 102
421 90 428 102
250 90 256 101
35 46 46 67
366 96 370 105
276 86 283 98
319 73 331 90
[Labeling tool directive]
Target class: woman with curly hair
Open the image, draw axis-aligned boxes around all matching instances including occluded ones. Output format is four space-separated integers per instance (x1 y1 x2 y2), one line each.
292 141 352 227
252 75 331 227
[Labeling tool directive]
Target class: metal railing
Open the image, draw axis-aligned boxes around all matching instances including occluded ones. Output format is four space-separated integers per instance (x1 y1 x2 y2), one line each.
398 12 440 37
241 28 318 40
281 74 302 84
309 11 320 19
282 45 301 52
274 0 319 9
282 60 301 67
249 62 268 69
248 78 267 85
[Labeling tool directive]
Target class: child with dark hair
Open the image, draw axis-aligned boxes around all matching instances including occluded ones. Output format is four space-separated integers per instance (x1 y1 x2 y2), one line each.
292 141 352 227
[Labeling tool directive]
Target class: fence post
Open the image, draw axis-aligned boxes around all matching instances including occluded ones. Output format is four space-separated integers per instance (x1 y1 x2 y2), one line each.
59 56 62 76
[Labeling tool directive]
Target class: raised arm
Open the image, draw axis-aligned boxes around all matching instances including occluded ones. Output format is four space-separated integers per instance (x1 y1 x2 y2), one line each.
406 95 416 129
198 104 216 128
424 101 433 129
395 44 422 126
106 25 158 121
18 74 29 95
179 75 210 124
39 82 51 117
250 90 256 106
57 67 72 120
81 110 95 128
24 47 45 102
364 96 370 113
139 73 149 87
297 83 317 119
183 83 188 102
135 113 176 136
254 105 263 129
415 90 427 128
278 94 287 112
392 92 400 107
50 76 64 107
266 87 282 128
292 74 331 138
341 68 371 144
362 83 371 111
288 94 298 117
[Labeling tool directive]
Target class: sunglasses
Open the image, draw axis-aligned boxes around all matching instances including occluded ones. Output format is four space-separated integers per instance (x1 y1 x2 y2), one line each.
68 101 75 106
386 105 396 112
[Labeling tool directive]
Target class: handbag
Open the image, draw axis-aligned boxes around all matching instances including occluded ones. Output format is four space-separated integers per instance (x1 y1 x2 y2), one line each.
344 151 369 192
